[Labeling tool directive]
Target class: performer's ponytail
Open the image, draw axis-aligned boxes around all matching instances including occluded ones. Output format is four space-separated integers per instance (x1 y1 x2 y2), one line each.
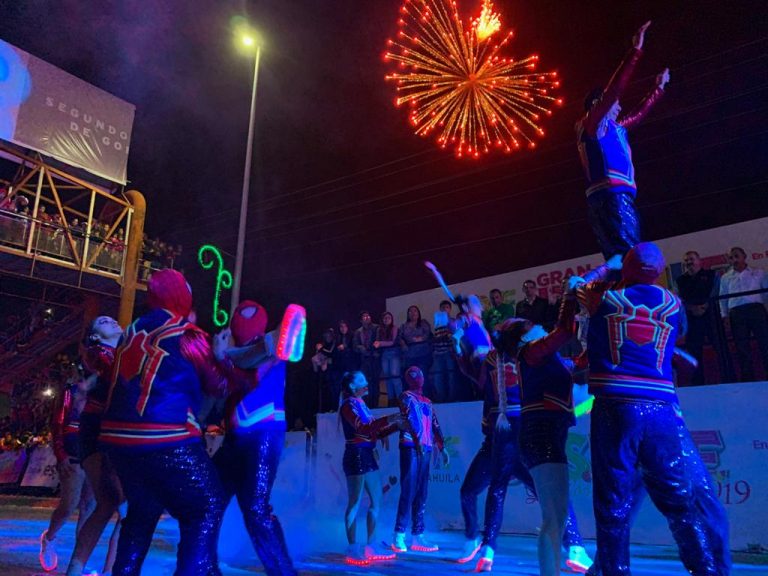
495 352 511 432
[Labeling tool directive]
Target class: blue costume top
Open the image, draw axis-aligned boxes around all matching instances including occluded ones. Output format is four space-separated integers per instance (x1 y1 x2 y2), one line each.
585 283 682 403
518 351 575 424
339 396 396 447
101 308 226 451
224 358 287 433
398 390 444 452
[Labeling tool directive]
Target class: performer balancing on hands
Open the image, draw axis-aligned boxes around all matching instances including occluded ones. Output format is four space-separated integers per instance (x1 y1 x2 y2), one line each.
577 20 669 269
391 366 448 554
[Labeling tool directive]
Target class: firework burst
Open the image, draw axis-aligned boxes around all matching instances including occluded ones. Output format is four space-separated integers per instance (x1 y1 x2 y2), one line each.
384 0 562 159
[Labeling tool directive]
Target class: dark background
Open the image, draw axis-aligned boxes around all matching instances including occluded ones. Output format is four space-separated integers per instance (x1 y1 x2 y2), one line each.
2 0 766 335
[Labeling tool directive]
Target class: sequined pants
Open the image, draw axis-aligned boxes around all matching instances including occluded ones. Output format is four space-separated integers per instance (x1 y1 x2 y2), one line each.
111 443 225 576
591 398 730 575
213 429 297 576
586 189 640 259
394 446 431 535
460 421 583 549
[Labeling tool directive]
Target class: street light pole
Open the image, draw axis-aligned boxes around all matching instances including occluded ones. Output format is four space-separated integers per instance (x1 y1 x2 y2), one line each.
231 44 261 314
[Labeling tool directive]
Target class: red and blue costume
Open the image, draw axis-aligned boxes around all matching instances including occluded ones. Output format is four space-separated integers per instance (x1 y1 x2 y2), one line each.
212 300 297 576
393 373 444 539
458 341 586 558
101 270 227 576
339 395 397 476
576 47 664 259
579 243 729 576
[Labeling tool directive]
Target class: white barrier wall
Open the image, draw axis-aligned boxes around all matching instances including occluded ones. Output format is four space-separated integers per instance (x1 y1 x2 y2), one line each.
311 381 767 548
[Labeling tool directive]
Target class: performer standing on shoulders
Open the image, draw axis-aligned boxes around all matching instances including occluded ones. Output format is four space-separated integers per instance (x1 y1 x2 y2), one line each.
577 21 669 269
338 371 406 565
391 366 447 554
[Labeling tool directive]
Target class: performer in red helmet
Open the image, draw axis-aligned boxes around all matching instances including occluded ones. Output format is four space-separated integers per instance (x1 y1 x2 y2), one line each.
391 366 447 554
575 243 729 576
101 269 228 576
211 300 298 576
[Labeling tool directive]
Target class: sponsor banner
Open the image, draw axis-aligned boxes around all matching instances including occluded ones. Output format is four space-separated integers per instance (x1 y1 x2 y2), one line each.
386 217 768 323
311 382 767 547
20 444 58 488
0 39 135 184
0 449 27 484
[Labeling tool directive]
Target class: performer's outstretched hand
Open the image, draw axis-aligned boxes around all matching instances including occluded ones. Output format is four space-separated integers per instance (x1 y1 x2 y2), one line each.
632 20 651 49
656 68 670 88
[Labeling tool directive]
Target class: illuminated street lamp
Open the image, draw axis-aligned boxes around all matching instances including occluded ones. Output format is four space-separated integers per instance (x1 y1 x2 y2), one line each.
231 21 262 314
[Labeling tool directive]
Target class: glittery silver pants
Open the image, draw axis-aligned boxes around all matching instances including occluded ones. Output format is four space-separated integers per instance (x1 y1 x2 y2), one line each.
111 443 225 576
394 446 430 535
460 422 583 549
586 189 640 259
591 398 730 575
214 429 297 576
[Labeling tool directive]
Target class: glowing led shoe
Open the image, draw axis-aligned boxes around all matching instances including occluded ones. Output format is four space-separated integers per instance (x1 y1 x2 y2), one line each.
475 545 494 572
457 537 482 563
345 544 369 566
364 543 396 562
391 531 407 553
410 534 439 552
565 545 594 573
39 530 58 572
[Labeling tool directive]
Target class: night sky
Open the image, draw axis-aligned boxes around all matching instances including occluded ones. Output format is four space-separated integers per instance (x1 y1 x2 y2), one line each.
1 0 766 334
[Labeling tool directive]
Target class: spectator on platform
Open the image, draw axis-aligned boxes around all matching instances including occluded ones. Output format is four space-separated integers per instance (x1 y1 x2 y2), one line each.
431 300 459 402
399 306 433 399
334 320 358 375
676 251 727 385
719 247 768 382
374 312 402 407
516 280 550 326
482 289 515 333
312 328 337 412
354 311 380 408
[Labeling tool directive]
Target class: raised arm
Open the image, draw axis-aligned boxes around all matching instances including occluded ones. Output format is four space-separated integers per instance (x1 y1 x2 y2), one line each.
582 21 651 136
619 68 668 130
522 297 578 366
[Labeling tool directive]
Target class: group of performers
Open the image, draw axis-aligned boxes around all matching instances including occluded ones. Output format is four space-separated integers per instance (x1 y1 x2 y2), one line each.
42 269 299 576
38 19 730 576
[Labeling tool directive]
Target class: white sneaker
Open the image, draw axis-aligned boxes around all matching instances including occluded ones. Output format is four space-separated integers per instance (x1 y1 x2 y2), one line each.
475 545 494 572
565 545 593 573
410 533 439 552
345 544 369 566
364 543 396 562
39 530 58 572
391 531 407 553
457 537 482 563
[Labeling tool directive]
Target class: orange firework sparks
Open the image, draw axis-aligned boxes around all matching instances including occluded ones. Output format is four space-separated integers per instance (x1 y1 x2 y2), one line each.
384 0 563 159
